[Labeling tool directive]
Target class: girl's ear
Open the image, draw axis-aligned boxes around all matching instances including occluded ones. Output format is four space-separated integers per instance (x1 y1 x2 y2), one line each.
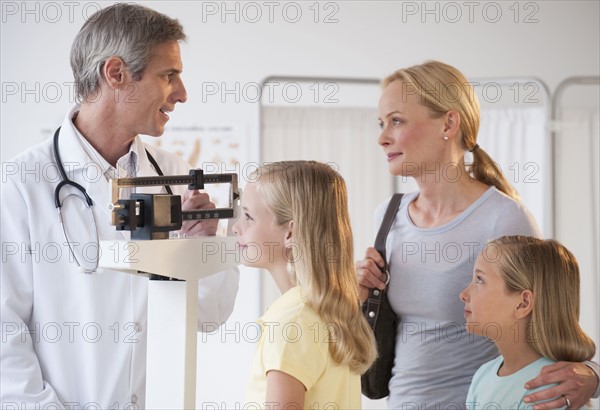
283 220 294 248
515 290 534 319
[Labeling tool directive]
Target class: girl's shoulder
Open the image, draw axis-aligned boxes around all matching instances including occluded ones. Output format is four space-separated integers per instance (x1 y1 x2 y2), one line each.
260 287 323 328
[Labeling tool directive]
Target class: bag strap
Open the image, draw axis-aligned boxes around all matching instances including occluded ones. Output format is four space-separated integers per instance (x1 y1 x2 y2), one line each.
364 193 404 329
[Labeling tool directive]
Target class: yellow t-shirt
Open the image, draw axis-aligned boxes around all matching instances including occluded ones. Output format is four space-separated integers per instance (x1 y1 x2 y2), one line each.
245 286 361 409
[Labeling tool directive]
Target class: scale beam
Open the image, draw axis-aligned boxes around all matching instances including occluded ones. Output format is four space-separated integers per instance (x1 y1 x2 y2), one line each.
109 169 239 240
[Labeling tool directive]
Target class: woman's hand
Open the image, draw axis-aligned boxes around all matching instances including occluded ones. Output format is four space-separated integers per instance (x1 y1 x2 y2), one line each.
523 361 599 409
355 247 388 303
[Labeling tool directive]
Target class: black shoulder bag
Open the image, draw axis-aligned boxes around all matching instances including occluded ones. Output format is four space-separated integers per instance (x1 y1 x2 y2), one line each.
361 193 403 399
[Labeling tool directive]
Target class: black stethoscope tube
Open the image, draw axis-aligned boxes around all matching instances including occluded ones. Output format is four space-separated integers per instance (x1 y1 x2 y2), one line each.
53 127 94 208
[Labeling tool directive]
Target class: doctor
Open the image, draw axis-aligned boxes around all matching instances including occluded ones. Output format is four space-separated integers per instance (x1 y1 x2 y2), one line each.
1 4 239 409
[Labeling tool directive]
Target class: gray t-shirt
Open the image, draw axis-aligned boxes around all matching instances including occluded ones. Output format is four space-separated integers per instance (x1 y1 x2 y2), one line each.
376 187 541 408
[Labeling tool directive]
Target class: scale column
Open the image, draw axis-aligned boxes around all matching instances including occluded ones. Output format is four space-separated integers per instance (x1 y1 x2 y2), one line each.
145 279 198 409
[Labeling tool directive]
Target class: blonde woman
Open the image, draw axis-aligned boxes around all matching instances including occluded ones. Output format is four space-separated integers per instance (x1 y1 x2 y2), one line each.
355 61 599 408
233 161 377 409
461 236 596 409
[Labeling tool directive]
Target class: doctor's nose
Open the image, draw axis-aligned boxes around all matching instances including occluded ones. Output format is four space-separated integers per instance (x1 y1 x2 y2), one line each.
172 77 188 104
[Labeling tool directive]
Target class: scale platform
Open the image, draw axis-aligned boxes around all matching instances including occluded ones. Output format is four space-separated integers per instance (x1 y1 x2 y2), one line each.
99 236 239 280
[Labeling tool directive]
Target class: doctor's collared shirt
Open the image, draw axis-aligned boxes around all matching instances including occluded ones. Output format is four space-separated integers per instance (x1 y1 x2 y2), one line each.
72 118 140 198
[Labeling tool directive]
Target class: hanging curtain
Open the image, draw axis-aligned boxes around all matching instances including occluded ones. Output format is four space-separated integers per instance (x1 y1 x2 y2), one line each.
555 108 600 364
477 106 550 235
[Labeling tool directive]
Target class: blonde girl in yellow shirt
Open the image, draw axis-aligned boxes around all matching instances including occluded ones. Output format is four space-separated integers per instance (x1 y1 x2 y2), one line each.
232 161 377 409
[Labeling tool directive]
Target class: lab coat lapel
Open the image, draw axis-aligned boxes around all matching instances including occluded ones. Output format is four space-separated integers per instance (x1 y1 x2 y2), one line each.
57 106 128 241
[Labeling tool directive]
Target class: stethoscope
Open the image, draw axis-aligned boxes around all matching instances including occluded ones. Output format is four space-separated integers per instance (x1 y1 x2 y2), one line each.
52 126 172 272
53 127 94 209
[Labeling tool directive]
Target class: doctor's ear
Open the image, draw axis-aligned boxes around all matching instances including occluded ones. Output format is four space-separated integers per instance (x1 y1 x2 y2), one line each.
102 57 128 89
283 220 294 249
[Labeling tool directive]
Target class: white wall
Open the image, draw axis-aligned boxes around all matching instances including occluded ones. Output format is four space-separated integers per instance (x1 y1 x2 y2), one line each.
3 1 599 163
2 1 599 408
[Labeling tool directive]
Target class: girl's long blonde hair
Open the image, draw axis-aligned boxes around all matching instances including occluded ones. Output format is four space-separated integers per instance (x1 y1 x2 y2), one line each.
253 161 377 374
383 60 519 200
485 236 595 362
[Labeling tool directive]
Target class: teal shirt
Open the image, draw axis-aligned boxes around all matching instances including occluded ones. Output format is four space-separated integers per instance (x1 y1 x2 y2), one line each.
466 356 567 410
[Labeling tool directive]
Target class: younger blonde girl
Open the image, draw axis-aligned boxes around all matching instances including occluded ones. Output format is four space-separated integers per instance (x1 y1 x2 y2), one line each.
461 235 596 409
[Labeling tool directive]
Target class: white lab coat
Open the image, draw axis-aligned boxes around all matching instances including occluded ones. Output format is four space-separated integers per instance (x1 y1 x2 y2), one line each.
0 107 240 409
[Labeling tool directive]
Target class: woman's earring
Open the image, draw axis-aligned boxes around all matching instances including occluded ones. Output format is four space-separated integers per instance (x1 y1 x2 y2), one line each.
443 134 449 140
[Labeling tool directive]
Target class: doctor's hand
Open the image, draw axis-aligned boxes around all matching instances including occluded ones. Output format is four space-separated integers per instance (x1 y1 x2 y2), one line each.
523 361 598 409
355 247 387 303
180 190 218 237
